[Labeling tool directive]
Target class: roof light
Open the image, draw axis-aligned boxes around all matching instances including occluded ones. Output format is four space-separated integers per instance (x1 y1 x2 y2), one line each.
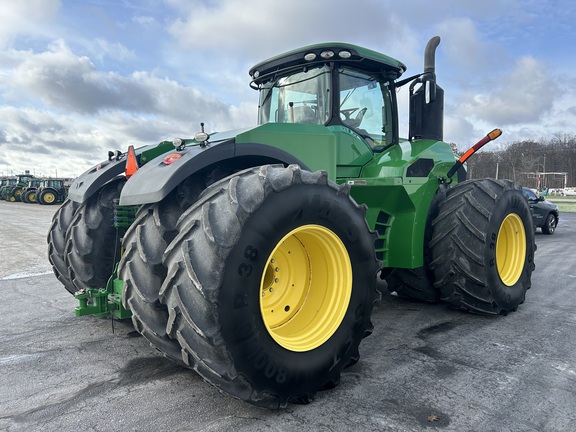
195 122 209 145
253 70 260 78
338 50 352 59
173 138 184 148
304 53 316 61
194 132 209 142
320 50 334 59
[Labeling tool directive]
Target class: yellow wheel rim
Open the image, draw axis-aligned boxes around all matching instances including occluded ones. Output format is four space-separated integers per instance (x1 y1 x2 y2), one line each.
496 213 526 286
260 225 352 352
44 192 55 203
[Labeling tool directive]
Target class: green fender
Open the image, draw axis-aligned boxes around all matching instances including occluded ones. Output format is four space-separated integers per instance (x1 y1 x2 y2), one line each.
119 140 309 206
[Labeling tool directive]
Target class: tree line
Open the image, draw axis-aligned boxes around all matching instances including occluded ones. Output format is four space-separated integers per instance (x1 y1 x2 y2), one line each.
462 133 576 190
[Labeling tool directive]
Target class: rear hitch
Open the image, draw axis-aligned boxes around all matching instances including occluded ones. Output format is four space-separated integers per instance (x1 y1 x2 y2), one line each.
74 200 138 319
74 265 132 320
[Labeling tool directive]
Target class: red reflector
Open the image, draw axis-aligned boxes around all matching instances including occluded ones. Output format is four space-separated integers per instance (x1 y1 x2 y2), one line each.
162 153 182 165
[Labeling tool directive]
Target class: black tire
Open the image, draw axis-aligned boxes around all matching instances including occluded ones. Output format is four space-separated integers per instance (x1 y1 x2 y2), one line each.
66 178 125 292
7 188 19 202
430 178 536 315
385 267 439 303
39 190 57 205
118 176 207 365
25 190 37 203
160 165 380 409
541 213 556 235
118 171 232 364
119 198 185 364
48 199 80 294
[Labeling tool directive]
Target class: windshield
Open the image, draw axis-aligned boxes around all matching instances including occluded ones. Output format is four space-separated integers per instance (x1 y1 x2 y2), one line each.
257 65 331 125
338 68 393 146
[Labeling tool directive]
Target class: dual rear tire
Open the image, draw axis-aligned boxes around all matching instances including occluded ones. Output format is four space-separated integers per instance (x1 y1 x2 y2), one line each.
429 178 535 314
386 178 535 315
48 166 380 409
47 179 125 294
118 165 380 408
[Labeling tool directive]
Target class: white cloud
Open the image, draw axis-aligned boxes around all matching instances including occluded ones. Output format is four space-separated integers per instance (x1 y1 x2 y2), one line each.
91 38 137 63
458 55 557 125
6 39 248 129
0 0 61 47
167 0 409 61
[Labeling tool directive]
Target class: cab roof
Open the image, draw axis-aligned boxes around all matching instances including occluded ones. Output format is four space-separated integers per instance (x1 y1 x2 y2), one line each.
249 42 407 84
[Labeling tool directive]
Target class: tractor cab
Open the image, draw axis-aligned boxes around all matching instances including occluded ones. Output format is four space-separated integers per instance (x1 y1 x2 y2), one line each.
0 177 16 199
16 172 34 186
250 43 405 151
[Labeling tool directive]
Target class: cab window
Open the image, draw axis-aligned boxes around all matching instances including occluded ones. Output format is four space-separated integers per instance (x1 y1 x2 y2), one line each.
258 65 331 125
338 68 393 146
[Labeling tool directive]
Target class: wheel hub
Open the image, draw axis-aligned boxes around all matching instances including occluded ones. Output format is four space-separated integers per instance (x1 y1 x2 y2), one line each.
260 225 352 352
496 213 526 286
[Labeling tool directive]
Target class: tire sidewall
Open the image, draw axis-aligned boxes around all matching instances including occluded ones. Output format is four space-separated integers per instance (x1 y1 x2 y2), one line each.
219 183 376 396
485 187 534 310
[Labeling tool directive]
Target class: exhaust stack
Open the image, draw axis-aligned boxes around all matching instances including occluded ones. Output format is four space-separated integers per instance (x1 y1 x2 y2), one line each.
409 36 444 141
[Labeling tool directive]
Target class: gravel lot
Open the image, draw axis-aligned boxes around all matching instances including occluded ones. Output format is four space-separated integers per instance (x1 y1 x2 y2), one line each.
1 200 575 432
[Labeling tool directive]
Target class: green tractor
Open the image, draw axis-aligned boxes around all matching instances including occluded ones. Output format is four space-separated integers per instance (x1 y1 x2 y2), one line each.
47 37 535 409
36 178 69 205
0 177 17 199
20 178 43 203
4 171 34 202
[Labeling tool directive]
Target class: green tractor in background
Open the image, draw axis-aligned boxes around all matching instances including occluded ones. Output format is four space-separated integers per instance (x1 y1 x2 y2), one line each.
20 178 43 203
4 171 34 202
36 178 70 205
47 37 535 409
0 177 17 199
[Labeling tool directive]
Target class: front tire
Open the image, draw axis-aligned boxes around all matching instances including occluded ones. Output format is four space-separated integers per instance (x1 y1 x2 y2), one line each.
66 178 125 292
118 175 207 365
160 165 379 408
541 213 556 235
39 190 57 205
430 179 535 315
48 199 80 294
25 190 37 203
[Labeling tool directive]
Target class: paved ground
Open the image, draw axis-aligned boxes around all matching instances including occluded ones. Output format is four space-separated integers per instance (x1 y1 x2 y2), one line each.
1 200 575 432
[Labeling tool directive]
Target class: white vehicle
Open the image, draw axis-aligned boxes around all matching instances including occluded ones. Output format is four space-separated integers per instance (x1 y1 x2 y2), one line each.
562 188 576 196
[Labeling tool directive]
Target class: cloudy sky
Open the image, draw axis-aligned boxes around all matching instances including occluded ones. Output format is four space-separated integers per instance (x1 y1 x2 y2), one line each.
1 0 575 178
